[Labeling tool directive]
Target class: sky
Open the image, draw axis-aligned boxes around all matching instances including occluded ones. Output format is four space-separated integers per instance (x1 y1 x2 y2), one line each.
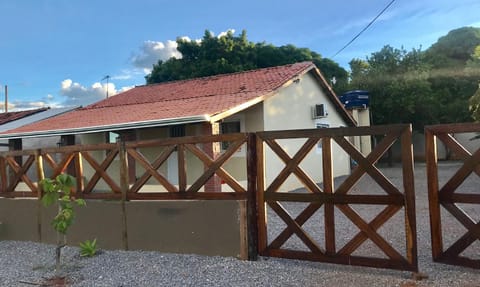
0 0 479 111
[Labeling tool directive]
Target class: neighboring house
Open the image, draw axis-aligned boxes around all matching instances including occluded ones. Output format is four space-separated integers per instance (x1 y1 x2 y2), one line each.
0 106 80 151
0 62 356 191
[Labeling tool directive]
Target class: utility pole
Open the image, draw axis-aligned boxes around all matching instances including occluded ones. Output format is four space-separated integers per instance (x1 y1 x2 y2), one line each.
4 85 8 113
102 75 110 98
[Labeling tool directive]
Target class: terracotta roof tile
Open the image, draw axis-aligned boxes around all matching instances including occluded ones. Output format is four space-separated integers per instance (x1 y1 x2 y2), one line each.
0 61 356 137
0 108 48 125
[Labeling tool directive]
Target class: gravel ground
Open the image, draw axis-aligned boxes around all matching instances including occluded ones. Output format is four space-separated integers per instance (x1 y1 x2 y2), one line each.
0 162 479 287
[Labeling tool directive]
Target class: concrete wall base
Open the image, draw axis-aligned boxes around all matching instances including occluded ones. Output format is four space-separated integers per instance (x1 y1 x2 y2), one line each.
0 198 248 259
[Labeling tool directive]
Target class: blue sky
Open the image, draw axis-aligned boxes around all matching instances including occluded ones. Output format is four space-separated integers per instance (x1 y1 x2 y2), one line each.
0 0 479 111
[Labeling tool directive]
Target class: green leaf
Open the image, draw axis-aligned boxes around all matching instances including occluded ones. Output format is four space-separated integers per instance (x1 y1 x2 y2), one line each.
75 199 86 206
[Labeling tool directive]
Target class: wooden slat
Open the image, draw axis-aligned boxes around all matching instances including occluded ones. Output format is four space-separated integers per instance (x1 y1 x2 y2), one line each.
334 131 400 195
265 138 322 194
440 193 480 203
334 136 401 196
127 133 248 149
425 128 443 260
268 201 324 253
400 125 417 268
82 150 121 193
438 148 480 197
0 191 37 198
185 142 245 193
256 124 408 140
338 205 402 255
246 133 259 260
269 203 322 249
322 137 335 255
5 155 37 193
127 191 247 200
177 144 187 192
127 146 177 193
264 192 404 205
74 152 84 193
426 123 480 269
0 157 6 192
186 140 245 193
264 137 320 194
425 122 480 134
265 249 416 271
52 152 76 177
256 136 268 254
336 204 405 261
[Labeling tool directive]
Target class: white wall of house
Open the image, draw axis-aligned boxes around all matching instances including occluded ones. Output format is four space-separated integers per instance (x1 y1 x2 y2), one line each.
262 72 351 191
350 108 372 155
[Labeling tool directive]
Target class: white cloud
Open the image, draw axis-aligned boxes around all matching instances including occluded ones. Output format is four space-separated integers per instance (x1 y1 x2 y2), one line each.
60 79 128 107
1 100 56 112
218 29 235 38
130 30 234 74
131 40 182 73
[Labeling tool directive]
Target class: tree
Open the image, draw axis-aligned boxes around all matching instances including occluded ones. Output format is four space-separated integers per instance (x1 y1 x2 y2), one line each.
469 85 480 121
146 30 349 94
348 27 480 130
348 46 437 131
425 27 480 124
41 174 86 275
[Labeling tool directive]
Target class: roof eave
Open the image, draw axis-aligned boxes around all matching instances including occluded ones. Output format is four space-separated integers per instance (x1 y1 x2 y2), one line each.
0 115 210 140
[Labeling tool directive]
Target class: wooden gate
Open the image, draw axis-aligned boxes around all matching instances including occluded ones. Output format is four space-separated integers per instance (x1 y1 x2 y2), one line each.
425 123 480 269
256 124 418 271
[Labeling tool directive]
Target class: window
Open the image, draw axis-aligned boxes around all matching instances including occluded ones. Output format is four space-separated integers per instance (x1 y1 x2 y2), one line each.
221 121 241 150
316 123 330 150
169 125 186 137
107 131 119 143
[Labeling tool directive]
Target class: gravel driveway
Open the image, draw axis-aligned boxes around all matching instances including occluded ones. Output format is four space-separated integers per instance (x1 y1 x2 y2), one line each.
0 162 479 286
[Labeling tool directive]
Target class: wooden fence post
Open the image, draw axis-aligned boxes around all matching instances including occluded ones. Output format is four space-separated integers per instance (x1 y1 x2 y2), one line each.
322 136 335 255
401 125 418 271
35 149 45 242
256 133 267 255
246 133 258 260
425 128 442 261
118 138 129 250
0 156 6 193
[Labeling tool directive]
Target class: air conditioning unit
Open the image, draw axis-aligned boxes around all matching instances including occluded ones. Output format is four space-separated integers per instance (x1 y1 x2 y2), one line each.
312 104 327 119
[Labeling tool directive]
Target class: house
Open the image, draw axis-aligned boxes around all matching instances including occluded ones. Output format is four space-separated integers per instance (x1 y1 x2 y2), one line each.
0 62 356 191
0 106 80 151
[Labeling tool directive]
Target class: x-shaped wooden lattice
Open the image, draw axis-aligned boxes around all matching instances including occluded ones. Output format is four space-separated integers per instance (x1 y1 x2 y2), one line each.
433 133 480 263
43 149 121 193
262 128 413 267
4 154 37 193
127 138 246 194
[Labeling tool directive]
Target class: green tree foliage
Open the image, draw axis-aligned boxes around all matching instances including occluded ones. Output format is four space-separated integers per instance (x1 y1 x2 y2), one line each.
349 27 480 130
425 27 480 124
146 30 348 94
349 46 436 130
469 84 480 121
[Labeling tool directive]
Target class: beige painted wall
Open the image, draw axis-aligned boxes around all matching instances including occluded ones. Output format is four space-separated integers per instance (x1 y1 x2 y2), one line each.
219 103 264 189
78 126 208 192
0 198 247 258
262 72 351 191
351 109 372 155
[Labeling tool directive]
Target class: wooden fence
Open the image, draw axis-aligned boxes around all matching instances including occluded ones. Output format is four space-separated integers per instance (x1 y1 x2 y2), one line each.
0 133 252 200
425 123 480 269
0 125 422 271
256 124 418 271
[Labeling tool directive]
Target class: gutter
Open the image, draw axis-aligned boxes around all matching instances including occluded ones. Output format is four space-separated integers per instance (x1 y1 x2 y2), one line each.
0 115 210 140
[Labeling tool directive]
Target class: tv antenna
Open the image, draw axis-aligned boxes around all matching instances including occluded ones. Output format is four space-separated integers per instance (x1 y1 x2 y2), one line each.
101 75 110 98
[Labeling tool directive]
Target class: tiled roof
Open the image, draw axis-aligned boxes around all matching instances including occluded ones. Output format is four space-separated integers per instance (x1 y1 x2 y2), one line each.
0 107 48 125
0 62 354 138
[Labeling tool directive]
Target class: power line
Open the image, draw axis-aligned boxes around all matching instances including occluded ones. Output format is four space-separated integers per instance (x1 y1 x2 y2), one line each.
331 0 396 59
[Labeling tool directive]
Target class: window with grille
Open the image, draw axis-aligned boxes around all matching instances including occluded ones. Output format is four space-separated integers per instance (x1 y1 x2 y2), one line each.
221 121 241 150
